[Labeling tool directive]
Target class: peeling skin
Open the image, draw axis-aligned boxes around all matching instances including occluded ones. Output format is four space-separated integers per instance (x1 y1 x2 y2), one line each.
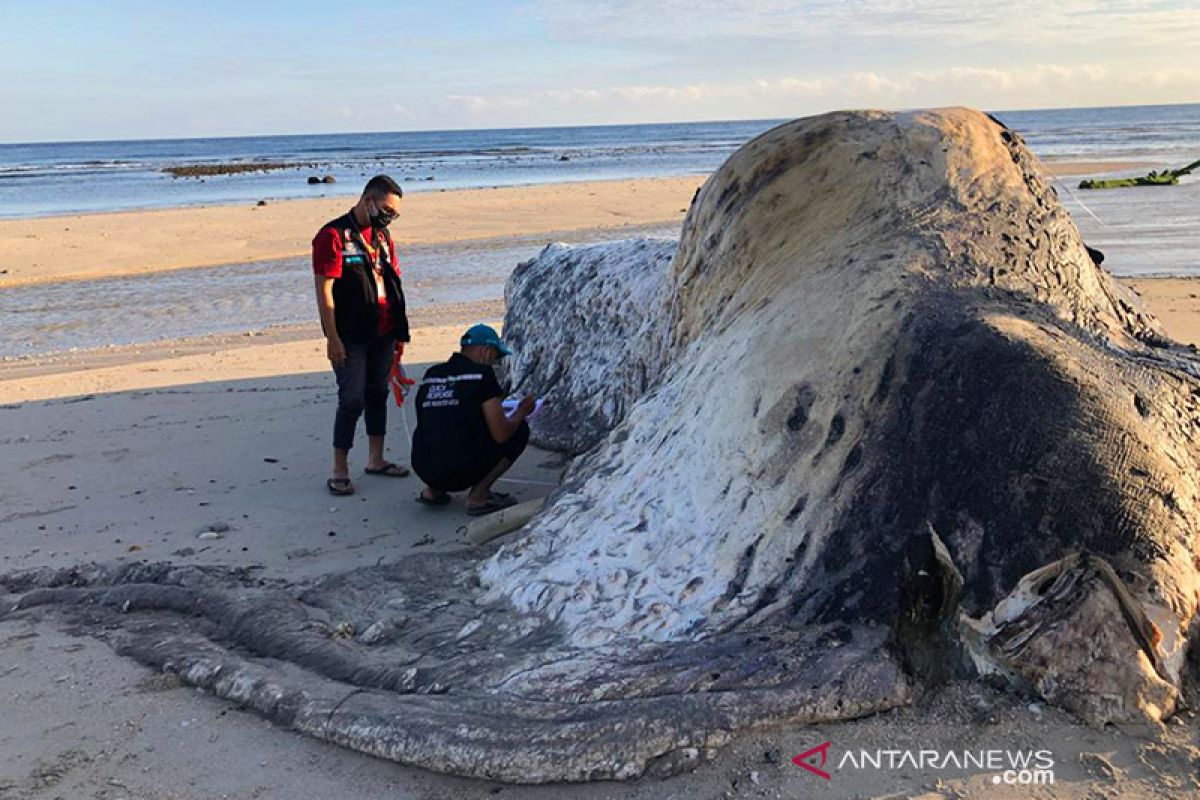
499 239 676 455
5 108 1200 781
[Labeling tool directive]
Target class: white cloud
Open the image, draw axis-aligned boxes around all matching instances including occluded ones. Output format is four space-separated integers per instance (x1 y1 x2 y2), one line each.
438 63 1200 125
527 0 1200 48
445 94 491 113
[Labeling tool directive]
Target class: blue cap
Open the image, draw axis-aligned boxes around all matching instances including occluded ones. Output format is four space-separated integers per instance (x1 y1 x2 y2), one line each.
461 323 513 357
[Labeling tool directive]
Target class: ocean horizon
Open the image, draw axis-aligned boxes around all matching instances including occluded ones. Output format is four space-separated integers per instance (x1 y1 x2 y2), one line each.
1 102 1197 219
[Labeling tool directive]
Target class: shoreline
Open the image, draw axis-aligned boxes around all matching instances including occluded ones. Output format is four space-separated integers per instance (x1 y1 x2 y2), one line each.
0 298 503 395
3 275 1199 404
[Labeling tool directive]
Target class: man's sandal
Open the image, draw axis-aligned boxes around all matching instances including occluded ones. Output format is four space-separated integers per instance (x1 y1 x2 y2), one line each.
416 490 451 506
327 477 354 496
466 494 518 516
365 462 410 478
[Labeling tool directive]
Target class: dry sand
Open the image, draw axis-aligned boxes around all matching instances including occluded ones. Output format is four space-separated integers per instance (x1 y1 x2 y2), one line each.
1037 159 1155 177
3 168 1200 798
1126 277 1200 346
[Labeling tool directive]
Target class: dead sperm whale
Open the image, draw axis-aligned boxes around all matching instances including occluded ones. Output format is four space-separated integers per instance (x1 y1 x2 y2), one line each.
4 108 1199 783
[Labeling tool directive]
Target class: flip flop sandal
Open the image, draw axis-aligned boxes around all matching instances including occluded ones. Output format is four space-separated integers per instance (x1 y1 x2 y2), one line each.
416 491 451 506
365 462 411 478
466 494 518 517
327 477 354 496
487 490 514 503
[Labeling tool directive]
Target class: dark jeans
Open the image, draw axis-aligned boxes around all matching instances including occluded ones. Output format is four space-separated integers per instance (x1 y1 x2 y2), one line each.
332 334 396 451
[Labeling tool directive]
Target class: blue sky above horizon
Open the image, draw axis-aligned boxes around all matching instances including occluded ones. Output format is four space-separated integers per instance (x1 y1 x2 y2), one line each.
2 0 1196 143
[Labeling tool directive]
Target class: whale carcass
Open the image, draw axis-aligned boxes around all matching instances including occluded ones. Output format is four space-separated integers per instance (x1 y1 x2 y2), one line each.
4 108 1200 783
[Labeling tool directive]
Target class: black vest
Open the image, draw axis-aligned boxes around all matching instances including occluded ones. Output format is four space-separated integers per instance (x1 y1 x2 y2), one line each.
322 211 410 344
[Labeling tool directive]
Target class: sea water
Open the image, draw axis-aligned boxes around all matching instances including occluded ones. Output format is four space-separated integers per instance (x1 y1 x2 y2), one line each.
1 104 1196 219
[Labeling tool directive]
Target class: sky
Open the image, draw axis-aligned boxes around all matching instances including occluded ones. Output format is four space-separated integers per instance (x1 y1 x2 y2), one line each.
1 0 1196 142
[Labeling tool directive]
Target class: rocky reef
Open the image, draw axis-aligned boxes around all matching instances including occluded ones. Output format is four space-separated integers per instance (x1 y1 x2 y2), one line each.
5 108 1200 783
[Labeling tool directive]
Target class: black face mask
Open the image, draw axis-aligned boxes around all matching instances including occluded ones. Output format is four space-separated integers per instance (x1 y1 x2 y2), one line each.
369 201 396 229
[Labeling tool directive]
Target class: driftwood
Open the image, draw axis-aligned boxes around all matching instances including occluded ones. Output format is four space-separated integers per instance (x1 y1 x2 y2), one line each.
462 498 545 545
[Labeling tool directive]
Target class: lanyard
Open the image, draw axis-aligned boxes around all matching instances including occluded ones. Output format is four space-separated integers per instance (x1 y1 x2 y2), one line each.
353 231 381 274
347 216 385 274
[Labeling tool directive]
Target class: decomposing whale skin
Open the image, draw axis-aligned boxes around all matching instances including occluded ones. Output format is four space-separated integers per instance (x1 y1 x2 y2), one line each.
4 108 1200 783
482 107 1200 721
499 239 676 454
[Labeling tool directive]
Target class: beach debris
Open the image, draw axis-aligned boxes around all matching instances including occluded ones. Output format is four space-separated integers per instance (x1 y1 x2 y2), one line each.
1080 751 1124 782
196 522 229 540
461 498 544 545
5 108 1200 784
284 547 320 560
256 199 267 206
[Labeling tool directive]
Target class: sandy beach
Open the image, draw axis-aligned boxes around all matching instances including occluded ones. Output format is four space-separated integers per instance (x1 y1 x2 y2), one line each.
0 175 705 288
3 169 1200 799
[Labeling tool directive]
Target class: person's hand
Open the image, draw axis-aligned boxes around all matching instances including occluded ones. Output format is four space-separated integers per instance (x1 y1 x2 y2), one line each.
327 336 347 368
517 394 537 418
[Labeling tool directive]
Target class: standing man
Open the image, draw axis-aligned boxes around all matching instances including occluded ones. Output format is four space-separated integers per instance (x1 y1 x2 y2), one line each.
313 175 411 496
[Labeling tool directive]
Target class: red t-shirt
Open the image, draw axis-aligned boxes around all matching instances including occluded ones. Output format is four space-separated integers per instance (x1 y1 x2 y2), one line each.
312 223 398 337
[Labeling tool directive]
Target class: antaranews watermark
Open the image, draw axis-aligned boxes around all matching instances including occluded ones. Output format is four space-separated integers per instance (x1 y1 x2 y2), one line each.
793 742 1055 785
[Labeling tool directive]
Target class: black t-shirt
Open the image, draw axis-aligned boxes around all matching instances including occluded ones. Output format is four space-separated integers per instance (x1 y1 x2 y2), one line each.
411 352 503 477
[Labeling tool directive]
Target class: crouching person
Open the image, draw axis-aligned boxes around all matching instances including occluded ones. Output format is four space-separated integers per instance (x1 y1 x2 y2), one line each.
411 324 536 515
